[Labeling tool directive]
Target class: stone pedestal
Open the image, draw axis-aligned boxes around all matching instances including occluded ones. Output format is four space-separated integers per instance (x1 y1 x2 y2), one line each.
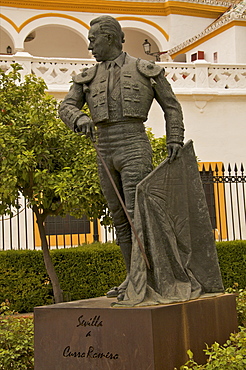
34 294 238 370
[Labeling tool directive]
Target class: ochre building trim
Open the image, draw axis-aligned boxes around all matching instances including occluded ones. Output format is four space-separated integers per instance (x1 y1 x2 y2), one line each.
1 0 228 18
116 16 169 40
0 14 19 32
19 13 90 32
0 13 90 33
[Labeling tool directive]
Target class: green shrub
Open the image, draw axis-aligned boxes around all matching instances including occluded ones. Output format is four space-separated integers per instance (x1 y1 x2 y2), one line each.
0 242 125 312
0 240 245 313
51 242 125 301
236 289 246 327
216 240 246 289
226 284 246 327
0 300 16 316
179 327 246 369
0 250 53 313
0 312 34 370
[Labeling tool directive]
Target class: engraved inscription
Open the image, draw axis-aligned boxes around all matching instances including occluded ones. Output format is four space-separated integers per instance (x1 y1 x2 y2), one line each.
61 314 120 360
76 315 103 328
63 346 119 360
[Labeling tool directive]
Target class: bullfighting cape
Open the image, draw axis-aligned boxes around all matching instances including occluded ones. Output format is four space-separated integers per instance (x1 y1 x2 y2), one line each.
117 140 224 307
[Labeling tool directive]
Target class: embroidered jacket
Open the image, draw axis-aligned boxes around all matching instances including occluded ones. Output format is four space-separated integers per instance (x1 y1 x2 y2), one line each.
59 53 184 144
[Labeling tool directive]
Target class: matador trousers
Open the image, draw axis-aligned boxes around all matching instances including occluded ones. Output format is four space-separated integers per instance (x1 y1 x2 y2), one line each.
96 121 153 246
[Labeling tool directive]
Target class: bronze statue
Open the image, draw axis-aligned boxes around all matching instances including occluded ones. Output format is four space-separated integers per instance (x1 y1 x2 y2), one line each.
59 15 184 300
59 16 223 304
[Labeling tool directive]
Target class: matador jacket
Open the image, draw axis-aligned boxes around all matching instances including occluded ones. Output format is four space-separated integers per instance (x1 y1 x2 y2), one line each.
59 53 184 144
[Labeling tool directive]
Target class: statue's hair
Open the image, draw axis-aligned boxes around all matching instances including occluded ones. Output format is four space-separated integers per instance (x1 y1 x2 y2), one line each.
90 16 125 49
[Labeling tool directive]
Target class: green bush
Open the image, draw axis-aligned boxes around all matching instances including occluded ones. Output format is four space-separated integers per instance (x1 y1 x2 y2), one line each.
51 243 125 301
0 250 53 313
0 240 246 313
216 240 246 289
179 327 246 369
0 300 16 316
0 300 34 370
236 289 246 327
0 243 125 312
226 284 246 327
0 317 34 370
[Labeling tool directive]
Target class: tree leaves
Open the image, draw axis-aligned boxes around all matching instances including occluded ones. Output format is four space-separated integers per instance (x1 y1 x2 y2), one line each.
0 64 107 222
0 64 168 224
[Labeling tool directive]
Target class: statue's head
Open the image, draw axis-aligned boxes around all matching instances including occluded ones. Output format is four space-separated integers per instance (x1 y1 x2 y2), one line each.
88 16 125 62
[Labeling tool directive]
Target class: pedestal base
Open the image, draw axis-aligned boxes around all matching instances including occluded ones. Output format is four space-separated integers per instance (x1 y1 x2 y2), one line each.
34 294 238 370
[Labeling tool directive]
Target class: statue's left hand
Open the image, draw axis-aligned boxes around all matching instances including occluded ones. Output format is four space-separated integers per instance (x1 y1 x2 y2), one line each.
167 143 182 163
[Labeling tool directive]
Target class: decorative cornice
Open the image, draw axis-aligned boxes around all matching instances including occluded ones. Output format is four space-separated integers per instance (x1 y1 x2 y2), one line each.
169 9 246 57
1 0 229 18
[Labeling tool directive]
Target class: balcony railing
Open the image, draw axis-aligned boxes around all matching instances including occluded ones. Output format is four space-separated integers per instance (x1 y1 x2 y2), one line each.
1 52 246 94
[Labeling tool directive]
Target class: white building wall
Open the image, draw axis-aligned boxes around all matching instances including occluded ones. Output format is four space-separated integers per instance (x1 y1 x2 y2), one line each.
235 26 246 63
168 14 214 48
178 95 246 164
145 93 246 164
186 28 237 63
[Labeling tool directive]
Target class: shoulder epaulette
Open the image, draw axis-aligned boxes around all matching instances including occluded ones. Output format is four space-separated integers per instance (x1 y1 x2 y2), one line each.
73 64 98 84
136 58 163 78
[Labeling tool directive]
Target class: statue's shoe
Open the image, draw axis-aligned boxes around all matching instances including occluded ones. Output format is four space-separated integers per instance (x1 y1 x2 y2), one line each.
117 288 126 301
106 276 129 298
106 286 119 298
106 286 127 300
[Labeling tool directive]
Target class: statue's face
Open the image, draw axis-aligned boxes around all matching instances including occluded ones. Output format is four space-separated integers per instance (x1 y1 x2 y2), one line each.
88 24 111 62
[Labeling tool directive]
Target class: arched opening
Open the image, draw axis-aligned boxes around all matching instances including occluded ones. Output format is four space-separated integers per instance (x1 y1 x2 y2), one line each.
24 25 90 58
123 29 160 61
0 27 14 54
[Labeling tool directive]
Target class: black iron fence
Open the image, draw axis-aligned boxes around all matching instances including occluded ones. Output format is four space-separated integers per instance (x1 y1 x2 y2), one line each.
0 197 34 251
200 163 246 241
0 163 245 250
0 199 99 250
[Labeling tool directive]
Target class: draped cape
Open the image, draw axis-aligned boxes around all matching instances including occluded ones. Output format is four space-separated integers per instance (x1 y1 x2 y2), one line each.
117 140 224 307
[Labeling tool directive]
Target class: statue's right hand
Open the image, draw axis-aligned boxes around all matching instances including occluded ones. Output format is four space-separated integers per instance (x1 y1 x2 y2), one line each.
75 115 95 140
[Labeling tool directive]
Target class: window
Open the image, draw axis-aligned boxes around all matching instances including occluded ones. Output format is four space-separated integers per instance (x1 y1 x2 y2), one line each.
191 51 205 62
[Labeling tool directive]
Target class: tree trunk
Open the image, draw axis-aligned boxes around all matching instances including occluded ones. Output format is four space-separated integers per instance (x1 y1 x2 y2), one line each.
33 205 63 303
